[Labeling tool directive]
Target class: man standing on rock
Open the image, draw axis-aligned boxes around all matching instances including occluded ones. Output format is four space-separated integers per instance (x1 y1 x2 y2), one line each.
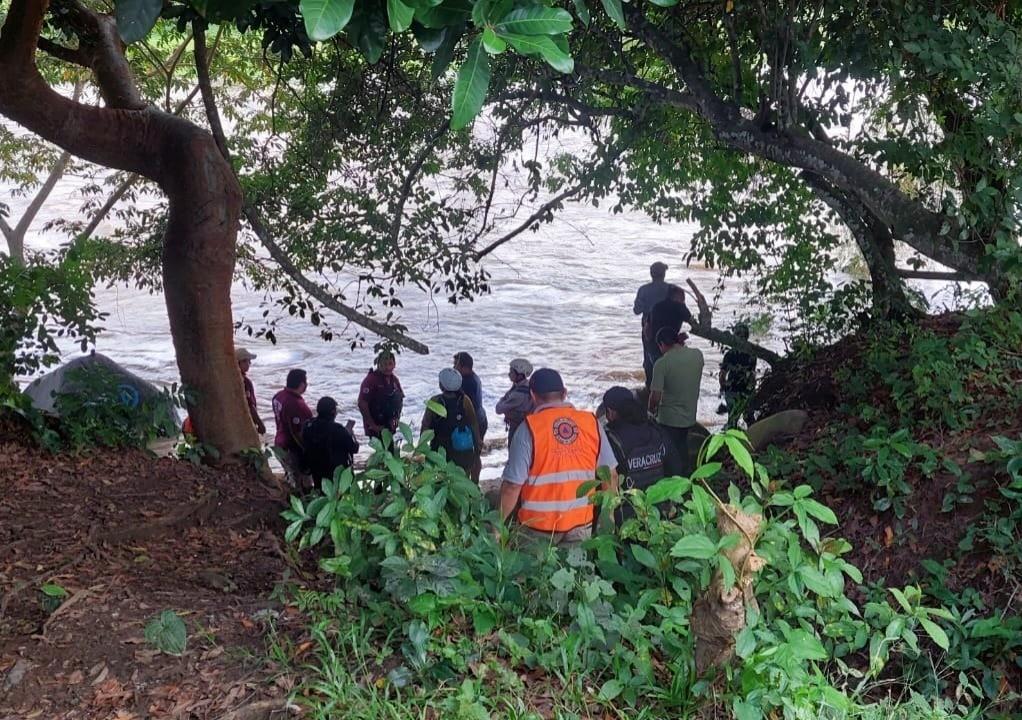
272 369 313 489
497 368 618 546
633 262 671 388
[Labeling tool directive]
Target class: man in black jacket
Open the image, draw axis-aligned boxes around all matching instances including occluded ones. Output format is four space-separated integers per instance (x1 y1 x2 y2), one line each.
302 396 359 487
602 386 684 525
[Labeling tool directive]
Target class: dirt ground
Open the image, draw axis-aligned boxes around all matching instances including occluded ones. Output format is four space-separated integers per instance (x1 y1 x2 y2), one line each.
0 420 301 720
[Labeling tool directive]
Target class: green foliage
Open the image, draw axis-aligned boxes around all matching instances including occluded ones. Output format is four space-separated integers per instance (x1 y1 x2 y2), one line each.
300 0 356 41
279 427 970 717
0 253 103 394
451 39 490 130
51 365 183 452
39 582 68 614
144 610 188 656
115 0 164 43
760 307 1022 715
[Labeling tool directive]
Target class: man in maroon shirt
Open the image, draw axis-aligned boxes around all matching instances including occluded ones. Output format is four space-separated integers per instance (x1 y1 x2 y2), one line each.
358 351 404 451
237 348 266 435
272 369 313 489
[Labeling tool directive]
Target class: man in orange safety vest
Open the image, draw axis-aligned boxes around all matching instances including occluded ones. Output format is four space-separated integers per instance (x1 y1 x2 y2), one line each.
497 368 619 546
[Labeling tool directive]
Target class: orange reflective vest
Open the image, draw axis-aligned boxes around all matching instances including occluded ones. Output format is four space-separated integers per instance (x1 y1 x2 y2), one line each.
517 405 602 533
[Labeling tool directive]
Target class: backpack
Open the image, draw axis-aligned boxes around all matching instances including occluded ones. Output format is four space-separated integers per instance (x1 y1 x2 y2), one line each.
437 393 475 453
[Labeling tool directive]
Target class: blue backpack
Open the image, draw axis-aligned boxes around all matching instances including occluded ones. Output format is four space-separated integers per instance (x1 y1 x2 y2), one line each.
440 394 475 453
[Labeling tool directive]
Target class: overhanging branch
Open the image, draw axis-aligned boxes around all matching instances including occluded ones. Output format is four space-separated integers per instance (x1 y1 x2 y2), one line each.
192 22 429 355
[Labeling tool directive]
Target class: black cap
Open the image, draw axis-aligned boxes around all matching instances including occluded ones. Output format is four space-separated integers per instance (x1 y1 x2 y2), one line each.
602 386 635 412
529 368 565 394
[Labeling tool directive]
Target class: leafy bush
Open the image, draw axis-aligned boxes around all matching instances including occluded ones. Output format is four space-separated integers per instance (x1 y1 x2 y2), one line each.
278 428 976 718
51 365 183 451
0 252 103 394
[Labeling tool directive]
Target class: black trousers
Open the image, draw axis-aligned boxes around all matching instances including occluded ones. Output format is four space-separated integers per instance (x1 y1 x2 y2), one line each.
642 333 660 388
660 424 692 476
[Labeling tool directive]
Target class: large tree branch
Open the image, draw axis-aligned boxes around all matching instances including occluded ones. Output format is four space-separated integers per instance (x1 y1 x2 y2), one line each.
192 22 429 355
684 279 782 366
622 6 997 288
0 1 170 181
54 0 144 109
801 171 923 318
36 37 88 66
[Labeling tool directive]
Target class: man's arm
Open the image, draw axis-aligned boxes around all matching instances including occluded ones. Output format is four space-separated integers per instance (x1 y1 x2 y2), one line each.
633 285 645 315
649 359 665 415
498 424 532 522
648 390 663 416
495 389 512 415
499 481 523 523
358 383 378 433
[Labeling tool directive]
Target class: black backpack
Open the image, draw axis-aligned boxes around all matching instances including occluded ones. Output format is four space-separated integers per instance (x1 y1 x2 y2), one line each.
433 393 474 453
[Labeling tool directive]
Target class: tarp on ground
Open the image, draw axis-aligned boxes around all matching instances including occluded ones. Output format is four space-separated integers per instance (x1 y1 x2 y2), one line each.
23 351 178 422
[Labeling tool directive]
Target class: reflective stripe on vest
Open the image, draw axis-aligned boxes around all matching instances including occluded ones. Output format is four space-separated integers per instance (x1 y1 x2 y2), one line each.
518 406 601 533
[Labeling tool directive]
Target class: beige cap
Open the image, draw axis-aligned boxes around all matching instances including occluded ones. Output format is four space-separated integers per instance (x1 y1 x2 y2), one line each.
236 348 257 361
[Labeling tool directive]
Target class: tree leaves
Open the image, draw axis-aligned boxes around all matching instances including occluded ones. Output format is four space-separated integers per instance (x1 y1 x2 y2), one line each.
301 0 356 41
451 38 490 130
496 6 573 35
630 543 659 570
599 0 625 28
669 534 718 559
500 33 574 73
387 0 415 32
115 0 163 44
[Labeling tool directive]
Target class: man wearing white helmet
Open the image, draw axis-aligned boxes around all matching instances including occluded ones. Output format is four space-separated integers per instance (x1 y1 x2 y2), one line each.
421 368 483 482
495 358 534 444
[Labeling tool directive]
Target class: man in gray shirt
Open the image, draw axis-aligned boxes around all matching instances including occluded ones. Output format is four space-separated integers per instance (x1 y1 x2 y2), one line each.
498 369 619 546
633 261 671 387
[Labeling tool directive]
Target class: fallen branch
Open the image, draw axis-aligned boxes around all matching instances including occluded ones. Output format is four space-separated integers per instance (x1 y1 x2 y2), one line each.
685 279 783 366
218 698 292 720
0 550 88 624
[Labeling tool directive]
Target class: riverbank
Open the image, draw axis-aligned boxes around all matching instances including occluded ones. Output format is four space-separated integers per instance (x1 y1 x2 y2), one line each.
2 307 1020 717
0 417 293 719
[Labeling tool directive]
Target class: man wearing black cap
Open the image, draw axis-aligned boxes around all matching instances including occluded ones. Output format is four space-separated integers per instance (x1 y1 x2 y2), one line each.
498 368 619 546
633 262 671 387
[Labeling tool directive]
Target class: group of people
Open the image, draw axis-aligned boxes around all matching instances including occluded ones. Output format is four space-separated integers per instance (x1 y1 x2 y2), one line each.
263 350 538 490
633 261 758 426
223 259 760 546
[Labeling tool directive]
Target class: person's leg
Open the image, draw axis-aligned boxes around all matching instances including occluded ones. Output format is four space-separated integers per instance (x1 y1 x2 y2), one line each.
559 525 592 546
282 449 313 492
663 425 691 475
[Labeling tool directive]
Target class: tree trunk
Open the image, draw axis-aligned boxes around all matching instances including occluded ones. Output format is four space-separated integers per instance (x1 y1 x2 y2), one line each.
0 0 258 461
158 113 258 459
802 171 920 320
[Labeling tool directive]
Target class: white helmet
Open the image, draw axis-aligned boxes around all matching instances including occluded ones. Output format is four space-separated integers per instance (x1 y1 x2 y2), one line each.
509 358 533 376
